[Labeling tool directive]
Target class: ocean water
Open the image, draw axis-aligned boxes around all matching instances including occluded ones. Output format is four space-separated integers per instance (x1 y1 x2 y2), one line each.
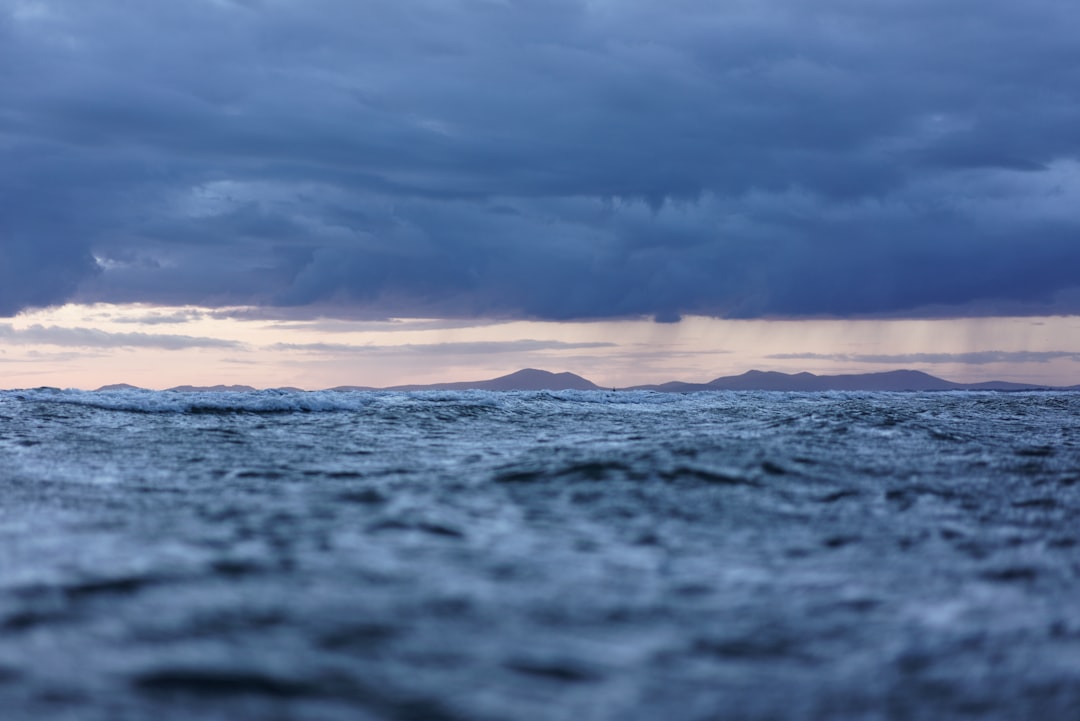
1 388 1079 721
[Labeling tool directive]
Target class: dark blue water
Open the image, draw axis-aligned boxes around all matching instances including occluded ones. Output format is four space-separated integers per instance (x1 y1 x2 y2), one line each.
2 389 1079 720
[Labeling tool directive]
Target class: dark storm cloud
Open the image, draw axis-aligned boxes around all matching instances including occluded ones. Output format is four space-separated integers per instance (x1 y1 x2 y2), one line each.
3 0 1080 320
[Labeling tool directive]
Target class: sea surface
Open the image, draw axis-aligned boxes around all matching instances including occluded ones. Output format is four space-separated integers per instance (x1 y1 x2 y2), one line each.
1 388 1079 721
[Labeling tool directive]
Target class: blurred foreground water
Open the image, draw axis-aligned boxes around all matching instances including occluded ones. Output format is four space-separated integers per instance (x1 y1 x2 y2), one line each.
2 388 1079 720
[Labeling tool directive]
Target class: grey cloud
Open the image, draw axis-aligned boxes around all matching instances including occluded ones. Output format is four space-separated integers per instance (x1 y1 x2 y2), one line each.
198 306 510 330
770 351 1080 365
0 350 107 363
3 1 1080 320
0 323 242 350
111 310 209 325
260 318 510 333
270 340 615 355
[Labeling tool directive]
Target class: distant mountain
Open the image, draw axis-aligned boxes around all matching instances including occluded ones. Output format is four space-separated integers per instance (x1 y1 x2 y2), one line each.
93 368 1073 393
95 383 145 391
387 368 602 392
631 369 1050 392
166 384 258 392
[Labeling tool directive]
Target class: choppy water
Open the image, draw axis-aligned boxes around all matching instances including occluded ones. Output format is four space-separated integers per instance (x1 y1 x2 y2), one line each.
2 388 1079 721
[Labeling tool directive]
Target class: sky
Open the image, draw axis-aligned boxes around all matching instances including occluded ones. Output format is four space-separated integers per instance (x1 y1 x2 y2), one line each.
2 0 1080 389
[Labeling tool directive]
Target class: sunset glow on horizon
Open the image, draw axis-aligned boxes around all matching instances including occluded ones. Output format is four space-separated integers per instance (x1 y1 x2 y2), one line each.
3 303 1079 390
4 2 1080 390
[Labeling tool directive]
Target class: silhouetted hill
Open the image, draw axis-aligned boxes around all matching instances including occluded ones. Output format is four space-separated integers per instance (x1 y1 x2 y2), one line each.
95 383 145 391
388 368 601 391
631 369 1050 392
166 384 258 392
92 369 1071 393
714 369 963 391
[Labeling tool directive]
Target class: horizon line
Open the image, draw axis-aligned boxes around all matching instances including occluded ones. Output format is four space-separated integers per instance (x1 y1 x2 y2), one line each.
8 367 1075 393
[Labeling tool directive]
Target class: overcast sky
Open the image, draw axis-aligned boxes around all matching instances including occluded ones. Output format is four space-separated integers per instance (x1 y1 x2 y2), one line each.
4 0 1080 322
2 1 1080 388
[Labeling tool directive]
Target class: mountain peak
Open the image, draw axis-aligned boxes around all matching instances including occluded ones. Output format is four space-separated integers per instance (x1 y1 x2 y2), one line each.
483 369 600 391
384 368 601 391
500 368 558 379
166 384 258 393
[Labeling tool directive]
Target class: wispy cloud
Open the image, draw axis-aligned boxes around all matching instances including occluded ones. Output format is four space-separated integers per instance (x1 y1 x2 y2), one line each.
0 323 242 350
768 351 1080 365
110 309 208 325
270 340 616 355
258 317 512 334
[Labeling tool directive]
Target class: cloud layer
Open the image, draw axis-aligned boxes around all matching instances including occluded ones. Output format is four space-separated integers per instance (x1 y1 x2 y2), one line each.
3 0 1080 320
0 323 241 350
770 350 1080 365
